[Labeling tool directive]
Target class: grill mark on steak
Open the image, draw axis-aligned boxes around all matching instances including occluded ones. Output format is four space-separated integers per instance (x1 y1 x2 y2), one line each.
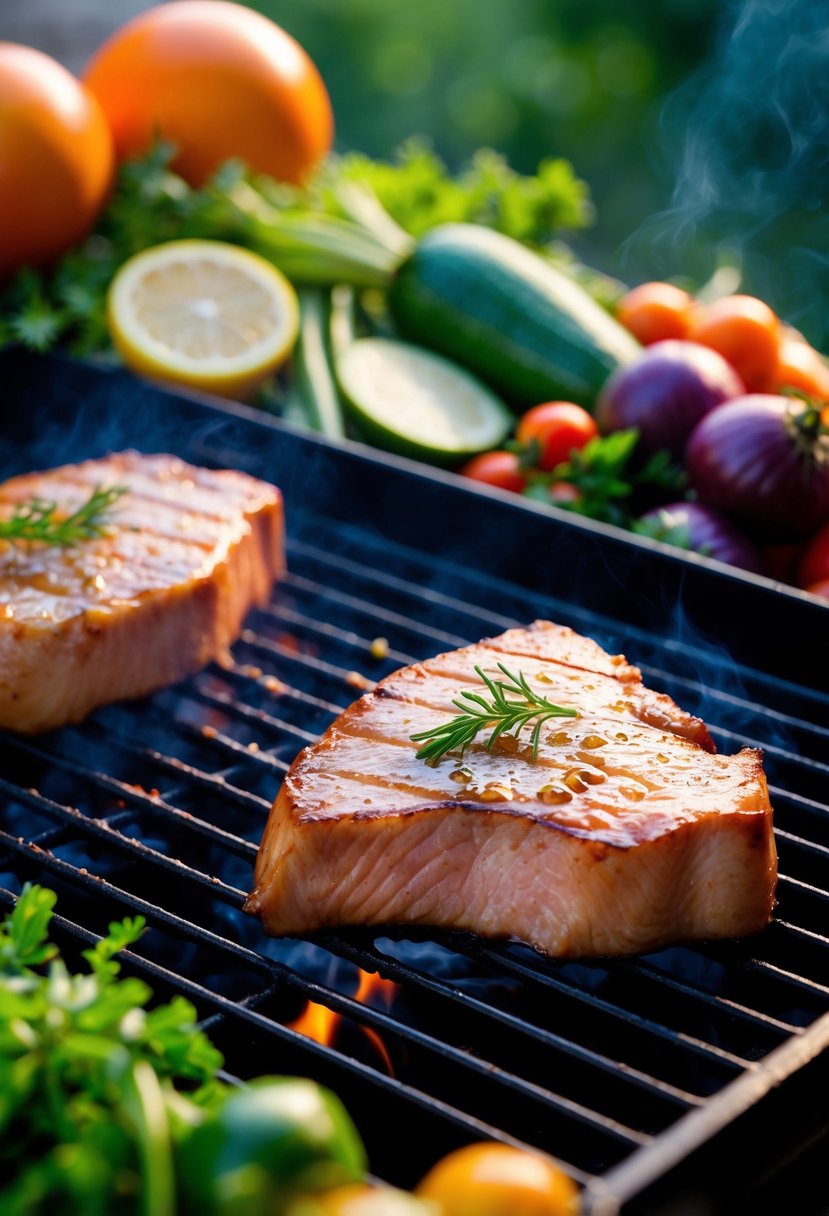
247 621 776 958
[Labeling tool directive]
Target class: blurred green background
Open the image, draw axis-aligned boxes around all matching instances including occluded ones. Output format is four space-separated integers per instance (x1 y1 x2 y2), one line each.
251 0 829 348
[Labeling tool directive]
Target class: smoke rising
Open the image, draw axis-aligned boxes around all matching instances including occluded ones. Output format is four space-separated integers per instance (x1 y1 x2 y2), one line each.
624 0 829 345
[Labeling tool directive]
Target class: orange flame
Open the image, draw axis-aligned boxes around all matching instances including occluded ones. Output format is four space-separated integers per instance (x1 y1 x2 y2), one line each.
287 968 399 1075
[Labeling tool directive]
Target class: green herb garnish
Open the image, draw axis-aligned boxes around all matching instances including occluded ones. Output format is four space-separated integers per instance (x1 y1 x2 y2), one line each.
0 885 367 1215
0 484 126 547
411 663 577 763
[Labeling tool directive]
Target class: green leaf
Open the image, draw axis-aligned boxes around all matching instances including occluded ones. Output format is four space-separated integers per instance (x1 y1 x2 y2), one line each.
0 886 58 974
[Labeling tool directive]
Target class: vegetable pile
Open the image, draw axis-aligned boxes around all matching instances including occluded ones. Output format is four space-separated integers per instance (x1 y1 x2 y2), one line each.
0 884 578 1216
1 0 828 602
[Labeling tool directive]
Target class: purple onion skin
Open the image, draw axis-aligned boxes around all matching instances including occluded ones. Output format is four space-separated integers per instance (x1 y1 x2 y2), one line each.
639 501 765 574
686 395 829 542
596 340 745 459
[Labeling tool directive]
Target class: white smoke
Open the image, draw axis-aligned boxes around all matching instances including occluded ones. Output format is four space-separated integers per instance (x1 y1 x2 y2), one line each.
623 0 829 345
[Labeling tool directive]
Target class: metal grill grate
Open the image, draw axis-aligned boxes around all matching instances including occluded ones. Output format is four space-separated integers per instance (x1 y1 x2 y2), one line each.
1 354 828 1215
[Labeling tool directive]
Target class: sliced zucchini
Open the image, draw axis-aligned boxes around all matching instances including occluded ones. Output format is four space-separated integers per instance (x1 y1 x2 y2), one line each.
336 337 512 466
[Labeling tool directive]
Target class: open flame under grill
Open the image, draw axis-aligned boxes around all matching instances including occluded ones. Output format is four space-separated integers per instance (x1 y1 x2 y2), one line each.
1 352 828 1215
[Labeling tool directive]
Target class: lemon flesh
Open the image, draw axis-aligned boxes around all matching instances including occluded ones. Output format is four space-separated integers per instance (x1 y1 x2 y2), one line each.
337 337 512 466
108 239 299 400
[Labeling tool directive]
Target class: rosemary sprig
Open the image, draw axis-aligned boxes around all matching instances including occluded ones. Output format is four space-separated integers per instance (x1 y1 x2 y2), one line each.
0 485 127 547
411 663 578 763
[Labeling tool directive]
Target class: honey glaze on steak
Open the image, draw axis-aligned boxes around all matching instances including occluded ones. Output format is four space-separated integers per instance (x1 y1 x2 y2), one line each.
247 621 776 958
0 451 283 733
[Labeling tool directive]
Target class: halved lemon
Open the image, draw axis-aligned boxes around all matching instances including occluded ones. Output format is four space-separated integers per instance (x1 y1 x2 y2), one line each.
107 239 299 400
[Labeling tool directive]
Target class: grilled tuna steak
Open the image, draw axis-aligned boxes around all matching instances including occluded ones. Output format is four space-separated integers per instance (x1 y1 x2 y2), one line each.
247 621 776 957
0 452 282 733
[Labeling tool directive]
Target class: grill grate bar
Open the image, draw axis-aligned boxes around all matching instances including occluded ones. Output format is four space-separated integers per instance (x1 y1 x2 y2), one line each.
316 931 704 1110
288 529 829 719
0 738 257 859
320 931 746 1075
0 891 602 1189
286 536 518 634
457 942 776 1069
0 803 252 907
277 577 829 750
277 571 470 650
3 367 829 1213
225 662 347 716
187 680 324 745
239 625 383 690
261 602 416 668
0 878 647 1152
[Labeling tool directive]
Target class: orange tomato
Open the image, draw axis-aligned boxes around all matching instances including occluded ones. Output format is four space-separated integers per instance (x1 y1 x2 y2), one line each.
616 281 693 345
416 1143 579 1216
689 294 780 392
83 0 333 187
775 337 829 402
0 43 113 278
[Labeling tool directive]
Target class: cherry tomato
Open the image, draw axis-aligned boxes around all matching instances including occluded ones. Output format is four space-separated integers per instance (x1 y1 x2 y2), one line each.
689 294 780 392
796 522 829 589
775 337 829 402
515 402 598 472
416 1143 578 1216
460 451 527 493
616 281 693 345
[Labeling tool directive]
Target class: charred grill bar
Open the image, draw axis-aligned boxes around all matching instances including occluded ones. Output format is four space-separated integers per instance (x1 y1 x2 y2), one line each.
1 353 828 1214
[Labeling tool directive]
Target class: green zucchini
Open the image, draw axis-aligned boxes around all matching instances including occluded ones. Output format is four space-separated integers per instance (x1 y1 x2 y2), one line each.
388 223 640 411
336 336 512 466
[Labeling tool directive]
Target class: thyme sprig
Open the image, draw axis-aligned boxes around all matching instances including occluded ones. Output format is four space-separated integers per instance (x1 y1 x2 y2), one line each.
411 663 578 763
0 484 126 546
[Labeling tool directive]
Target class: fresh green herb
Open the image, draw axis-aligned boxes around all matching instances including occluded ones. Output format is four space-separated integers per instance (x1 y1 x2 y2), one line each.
523 429 687 527
411 663 577 763
0 884 221 1216
0 141 591 361
0 485 126 547
0 885 366 1216
316 139 592 243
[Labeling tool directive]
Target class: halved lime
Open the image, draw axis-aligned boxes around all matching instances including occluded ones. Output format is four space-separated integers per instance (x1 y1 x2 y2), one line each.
336 337 512 465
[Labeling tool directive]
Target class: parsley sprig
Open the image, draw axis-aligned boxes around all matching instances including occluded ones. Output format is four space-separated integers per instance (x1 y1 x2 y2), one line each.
411 663 577 763
0 885 223 1216
0 485 126 547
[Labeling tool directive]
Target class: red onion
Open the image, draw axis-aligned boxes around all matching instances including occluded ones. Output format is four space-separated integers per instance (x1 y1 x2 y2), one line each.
596 340 744 458
638 501 765 574
686 395 829 541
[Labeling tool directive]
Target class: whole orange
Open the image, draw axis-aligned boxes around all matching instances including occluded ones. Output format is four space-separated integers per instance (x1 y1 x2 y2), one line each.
0 43 113 278
83 0 334 187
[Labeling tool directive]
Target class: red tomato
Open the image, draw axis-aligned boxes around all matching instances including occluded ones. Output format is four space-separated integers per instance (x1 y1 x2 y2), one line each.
796 522 829 589
460 451 527 493
515 402 598 472
616 281 693 345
